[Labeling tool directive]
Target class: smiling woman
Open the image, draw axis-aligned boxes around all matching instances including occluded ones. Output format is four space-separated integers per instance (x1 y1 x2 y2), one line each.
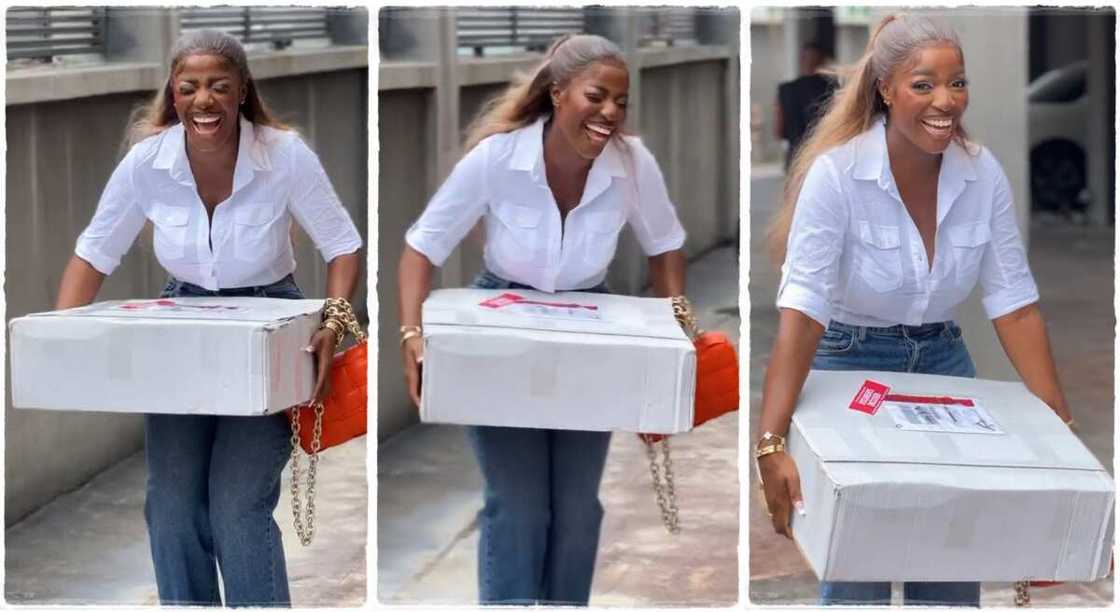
755 13 1076 607
54 29 362 607
396 33 687 606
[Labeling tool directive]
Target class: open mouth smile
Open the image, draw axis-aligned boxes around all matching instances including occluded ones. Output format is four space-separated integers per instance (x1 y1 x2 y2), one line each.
920 116 954 140
585 121 614 144
191 114 222 135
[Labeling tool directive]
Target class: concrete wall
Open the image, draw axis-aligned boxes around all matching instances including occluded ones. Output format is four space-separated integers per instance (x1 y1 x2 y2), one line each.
924 9 1027 381
377 9 740 441
5 58 369 525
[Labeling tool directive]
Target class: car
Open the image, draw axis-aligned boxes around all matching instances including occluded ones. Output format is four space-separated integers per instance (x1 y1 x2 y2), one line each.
1027 59 1090 218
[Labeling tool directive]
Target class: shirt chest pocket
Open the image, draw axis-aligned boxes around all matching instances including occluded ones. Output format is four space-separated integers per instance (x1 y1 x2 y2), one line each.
947 221 991 285
582 209 624 264
151 204 190 259
855 221 903 292
233 202 281 262
491 203 544 264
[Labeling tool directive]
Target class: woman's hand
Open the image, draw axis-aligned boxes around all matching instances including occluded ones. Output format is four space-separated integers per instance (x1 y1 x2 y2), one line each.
992 303 1073 423
308 327 339 403
402 335 424 408
757 451 804 538
398 245 434 409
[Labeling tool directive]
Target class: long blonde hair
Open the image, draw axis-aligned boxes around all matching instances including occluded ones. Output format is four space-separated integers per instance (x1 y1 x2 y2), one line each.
125 30 290 149
462 33 628 153
767 14 971 266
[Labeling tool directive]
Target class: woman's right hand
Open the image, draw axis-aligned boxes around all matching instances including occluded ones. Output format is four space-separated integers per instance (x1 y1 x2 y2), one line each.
402 335 424 408
757 451 804 539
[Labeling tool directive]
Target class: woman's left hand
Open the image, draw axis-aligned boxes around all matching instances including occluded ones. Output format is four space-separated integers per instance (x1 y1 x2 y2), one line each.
308 327 340 403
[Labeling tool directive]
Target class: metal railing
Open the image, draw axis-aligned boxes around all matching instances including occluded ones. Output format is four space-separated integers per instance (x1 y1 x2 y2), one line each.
179 7 331 49
457 7 585 56
640 9 698 47
6 7 108 61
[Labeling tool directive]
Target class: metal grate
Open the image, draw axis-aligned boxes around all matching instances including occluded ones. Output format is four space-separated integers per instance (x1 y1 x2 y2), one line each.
457 7 585 56
640 9 698 46
180 7 331 49
6 7 108 60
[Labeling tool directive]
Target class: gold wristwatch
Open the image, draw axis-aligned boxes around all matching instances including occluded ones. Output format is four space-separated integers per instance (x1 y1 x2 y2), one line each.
754 431 786 459
754 431 786 489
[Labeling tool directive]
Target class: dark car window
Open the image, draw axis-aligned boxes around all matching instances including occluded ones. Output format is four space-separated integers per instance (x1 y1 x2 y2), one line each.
1028 60 1088 103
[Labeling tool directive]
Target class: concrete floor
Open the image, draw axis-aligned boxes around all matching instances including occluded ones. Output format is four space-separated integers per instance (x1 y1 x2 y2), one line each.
378 244 741 606
747 164 1115 607
5 436 368 607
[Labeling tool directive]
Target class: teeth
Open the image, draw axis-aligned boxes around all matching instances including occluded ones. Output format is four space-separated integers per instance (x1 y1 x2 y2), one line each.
586 123 612 136
194 116 220 124
922 118 951 128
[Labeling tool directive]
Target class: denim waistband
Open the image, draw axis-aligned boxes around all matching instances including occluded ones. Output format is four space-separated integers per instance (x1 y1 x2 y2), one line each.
162 274 302 298
472 269 610 294
829 319 958 340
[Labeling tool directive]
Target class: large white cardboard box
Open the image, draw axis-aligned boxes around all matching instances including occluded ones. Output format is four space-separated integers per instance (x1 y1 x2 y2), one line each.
10 297 322 416
420 288 695 433
789 370 1114 582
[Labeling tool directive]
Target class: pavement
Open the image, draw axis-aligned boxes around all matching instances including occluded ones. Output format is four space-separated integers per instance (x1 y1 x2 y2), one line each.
377 243 741 606
747 163 1116 607
5 434 368 607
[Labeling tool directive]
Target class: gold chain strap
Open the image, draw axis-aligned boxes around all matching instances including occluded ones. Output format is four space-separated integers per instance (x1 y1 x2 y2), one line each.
1014 580 1031 607
643 436 680 534
670 295 703 340
640 295 697 535
289 401 324 546
322 297 367 345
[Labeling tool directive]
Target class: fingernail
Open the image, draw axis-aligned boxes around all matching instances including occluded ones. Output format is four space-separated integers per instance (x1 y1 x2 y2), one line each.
302 345 314 353
795 501 806 516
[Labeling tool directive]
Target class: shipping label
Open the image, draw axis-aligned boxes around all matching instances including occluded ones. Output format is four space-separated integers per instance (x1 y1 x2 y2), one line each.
882 394 1004 435
849 379 891 415
478 292 602 321
112 300 244 317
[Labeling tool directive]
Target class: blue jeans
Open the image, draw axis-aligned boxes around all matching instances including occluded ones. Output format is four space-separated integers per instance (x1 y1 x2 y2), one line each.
144 274 304 607
813 320 980 607
467 270 611 605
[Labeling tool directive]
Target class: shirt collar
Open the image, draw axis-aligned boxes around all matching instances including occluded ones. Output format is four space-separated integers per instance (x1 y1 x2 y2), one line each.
852 116 978 183
152 115 271 188
509 115 629 180
852 116 979 222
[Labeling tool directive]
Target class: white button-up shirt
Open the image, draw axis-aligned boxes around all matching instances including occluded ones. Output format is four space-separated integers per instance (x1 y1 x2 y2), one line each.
777 119 1039 328
75 117 362 290
405 116 686 292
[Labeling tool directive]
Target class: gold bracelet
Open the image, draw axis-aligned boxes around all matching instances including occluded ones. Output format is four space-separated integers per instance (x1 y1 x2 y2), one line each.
400 329 423 345
319 319 347 349
400 325 422 335
754 443 786 459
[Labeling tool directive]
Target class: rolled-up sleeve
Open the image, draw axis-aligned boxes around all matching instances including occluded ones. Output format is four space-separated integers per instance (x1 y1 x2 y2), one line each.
74 149 147 275
287 138 362 262
775 156 848 327
405 139 491 267
979 165 1039 319
626 142 686 256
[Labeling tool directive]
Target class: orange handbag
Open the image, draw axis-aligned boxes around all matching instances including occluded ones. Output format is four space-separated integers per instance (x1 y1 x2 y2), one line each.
288 299 367 546
672 296 740 427
641 298 740 535
296 338 368 454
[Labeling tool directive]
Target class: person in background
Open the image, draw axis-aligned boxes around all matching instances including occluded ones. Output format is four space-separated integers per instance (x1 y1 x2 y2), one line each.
55 30 362 607
775 41 838 170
